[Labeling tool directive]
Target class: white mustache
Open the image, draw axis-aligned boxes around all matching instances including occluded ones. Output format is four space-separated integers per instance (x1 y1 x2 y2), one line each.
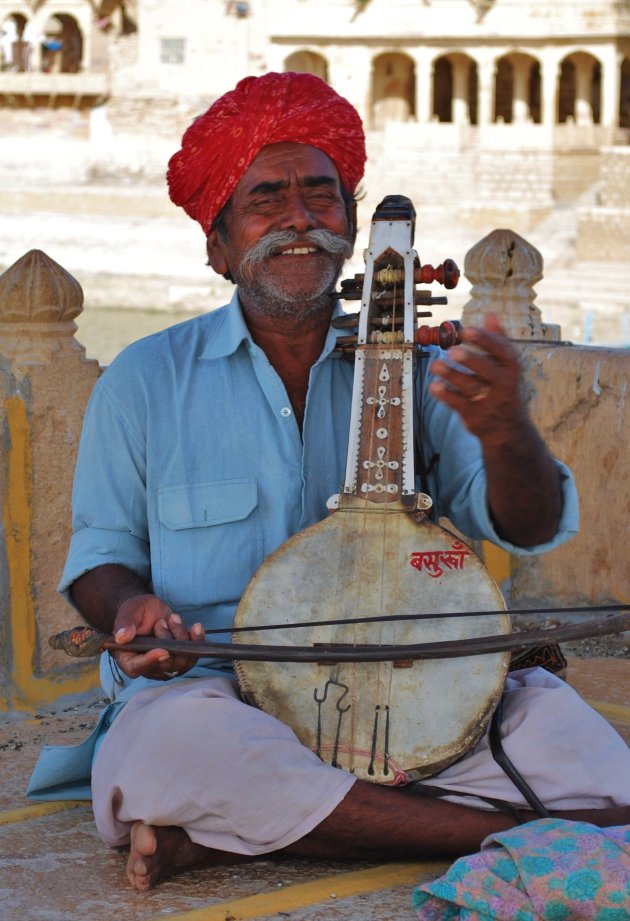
239 229 352 277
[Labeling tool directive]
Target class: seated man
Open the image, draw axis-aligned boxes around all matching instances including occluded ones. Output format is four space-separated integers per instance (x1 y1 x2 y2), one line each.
29 71 629 891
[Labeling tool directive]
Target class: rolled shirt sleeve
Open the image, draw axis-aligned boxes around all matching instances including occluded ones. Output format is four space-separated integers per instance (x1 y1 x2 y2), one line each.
59 379 151 601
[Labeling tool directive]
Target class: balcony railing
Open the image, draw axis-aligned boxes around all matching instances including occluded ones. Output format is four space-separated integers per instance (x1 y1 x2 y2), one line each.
0 71 110 101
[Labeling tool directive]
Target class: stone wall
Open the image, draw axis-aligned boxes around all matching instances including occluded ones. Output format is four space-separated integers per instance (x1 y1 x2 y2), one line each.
0 251 101 708
513 343 630 610
577 148 630 261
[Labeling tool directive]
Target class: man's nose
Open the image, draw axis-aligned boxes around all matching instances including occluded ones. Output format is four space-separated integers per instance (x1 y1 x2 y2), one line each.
278 193 316 232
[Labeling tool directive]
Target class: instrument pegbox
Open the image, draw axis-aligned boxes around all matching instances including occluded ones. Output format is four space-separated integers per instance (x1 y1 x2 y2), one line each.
334 195 462 354
338 259 460 299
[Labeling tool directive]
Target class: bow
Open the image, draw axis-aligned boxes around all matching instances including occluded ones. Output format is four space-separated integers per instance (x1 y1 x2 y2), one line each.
49 607 630 664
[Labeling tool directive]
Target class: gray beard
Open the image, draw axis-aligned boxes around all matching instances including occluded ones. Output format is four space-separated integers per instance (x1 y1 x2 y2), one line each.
234 229 352 320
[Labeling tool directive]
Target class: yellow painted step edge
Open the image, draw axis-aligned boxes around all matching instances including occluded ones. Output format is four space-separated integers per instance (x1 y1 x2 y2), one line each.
0 801 85 826
586 698 630 725
148 862 445 921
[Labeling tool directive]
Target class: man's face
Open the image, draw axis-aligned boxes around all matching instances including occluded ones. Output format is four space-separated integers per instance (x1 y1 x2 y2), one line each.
206 142 355 319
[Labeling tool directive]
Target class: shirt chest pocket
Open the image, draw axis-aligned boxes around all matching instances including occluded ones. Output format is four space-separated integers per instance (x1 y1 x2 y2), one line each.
156 479 263 610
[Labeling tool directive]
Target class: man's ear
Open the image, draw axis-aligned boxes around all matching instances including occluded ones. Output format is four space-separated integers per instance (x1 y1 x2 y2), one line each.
349 202 358 251
206 227 230 276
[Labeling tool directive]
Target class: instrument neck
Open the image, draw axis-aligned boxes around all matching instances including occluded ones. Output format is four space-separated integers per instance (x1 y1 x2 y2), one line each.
343 341 416 503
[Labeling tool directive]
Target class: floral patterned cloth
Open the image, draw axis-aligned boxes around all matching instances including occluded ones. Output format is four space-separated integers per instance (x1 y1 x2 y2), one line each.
413 819 630 920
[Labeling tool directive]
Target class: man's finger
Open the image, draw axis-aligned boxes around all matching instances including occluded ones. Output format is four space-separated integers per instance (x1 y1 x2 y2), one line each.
461 324 518 365
116 647 170 678
166 614 189 640
114 621 137 644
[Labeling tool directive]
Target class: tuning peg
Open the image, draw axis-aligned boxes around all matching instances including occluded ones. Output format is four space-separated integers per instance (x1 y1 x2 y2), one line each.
414 259 460 289
416 320 463 349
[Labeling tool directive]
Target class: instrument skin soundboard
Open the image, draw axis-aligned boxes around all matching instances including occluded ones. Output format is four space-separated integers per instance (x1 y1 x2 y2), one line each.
234 195 510 784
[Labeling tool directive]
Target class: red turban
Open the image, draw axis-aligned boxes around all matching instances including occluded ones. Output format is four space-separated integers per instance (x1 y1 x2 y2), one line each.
167 71 366 234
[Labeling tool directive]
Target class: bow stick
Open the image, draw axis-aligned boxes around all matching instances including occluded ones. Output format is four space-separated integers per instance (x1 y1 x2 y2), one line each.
50 609 630 664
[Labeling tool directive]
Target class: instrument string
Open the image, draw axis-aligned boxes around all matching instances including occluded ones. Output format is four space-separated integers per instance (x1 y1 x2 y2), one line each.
368 268 404 772
219 602 630 637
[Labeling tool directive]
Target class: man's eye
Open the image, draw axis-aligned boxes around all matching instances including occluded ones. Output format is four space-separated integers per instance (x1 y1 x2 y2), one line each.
250 193 283 209
308 190 336 202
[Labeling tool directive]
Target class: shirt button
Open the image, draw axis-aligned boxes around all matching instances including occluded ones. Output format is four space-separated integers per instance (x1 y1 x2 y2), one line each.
280 407 292 417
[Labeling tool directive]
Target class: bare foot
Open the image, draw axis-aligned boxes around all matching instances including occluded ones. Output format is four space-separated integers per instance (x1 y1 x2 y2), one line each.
126 821 252 891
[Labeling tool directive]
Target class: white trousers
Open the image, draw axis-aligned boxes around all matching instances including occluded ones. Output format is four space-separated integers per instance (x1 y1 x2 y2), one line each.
92 668 630 854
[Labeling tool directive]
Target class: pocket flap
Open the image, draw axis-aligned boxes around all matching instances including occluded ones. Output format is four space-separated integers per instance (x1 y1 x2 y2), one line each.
158 479 258 530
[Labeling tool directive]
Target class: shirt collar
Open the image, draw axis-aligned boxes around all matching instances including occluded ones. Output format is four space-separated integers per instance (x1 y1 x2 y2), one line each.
199 289 253 361
199 289 349 363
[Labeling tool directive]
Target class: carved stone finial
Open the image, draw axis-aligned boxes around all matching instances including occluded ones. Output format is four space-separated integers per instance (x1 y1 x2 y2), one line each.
0 250 85 361
0 249 83 324
462 229 560 341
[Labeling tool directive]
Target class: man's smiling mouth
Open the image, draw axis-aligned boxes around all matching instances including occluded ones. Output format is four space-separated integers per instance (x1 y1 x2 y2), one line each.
279 246 319 256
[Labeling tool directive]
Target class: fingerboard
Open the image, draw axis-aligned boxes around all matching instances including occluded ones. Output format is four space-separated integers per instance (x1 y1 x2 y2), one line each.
343 202 417 504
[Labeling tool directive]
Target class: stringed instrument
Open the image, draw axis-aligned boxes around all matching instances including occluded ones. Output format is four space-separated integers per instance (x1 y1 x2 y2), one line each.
48 193 630 760
233 195 511 784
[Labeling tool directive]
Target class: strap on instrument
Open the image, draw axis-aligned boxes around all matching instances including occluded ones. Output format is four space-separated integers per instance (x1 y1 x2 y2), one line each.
407 779 525 823
488 697 551 819
407 695 551 822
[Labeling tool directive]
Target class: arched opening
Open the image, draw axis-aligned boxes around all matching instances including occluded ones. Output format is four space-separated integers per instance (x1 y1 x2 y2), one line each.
97 1 138 35
494 57 513 122
433 56 453 122
529 61 541 124
284 50 328 83
558 52 601 125
41 13 83 74
620 57 630 129
468 60 478 125
591 60 601 125
558 59 575 122
432 54 476 124
494 53 541 123
371 52 415 128
0 13 29 71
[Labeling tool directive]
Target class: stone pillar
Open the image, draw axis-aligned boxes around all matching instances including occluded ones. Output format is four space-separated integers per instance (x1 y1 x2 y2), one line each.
540 56 558 127
462 229 560 341
0 250 101 707
512 58 530 124
413 49 433 124
452 56 471 125
27 12 44 72
82 16 92 70
575 56 595 126
477 58 495 125
601 50 622 129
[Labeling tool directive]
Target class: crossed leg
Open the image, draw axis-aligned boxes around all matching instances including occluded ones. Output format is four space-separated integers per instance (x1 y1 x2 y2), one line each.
125 780 630 891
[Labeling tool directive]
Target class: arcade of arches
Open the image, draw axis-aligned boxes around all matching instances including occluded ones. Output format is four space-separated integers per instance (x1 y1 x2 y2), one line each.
285 49 630 130
1 10 83 72
0 3 133 73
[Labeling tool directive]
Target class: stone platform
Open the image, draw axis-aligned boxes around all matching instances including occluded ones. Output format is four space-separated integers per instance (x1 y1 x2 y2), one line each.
1 657 628 921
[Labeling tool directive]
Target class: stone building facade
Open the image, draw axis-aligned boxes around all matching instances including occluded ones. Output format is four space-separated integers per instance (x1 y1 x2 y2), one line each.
1 1 629 248
2 1 629 136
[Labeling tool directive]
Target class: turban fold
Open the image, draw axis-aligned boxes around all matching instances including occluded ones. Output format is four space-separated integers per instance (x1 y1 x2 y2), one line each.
167 71 366 234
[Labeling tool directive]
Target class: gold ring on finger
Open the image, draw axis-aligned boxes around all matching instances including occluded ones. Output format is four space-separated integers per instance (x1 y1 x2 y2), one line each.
470 385 491 403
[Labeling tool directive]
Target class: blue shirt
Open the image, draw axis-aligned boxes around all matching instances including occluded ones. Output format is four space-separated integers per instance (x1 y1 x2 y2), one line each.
60 292 578 701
